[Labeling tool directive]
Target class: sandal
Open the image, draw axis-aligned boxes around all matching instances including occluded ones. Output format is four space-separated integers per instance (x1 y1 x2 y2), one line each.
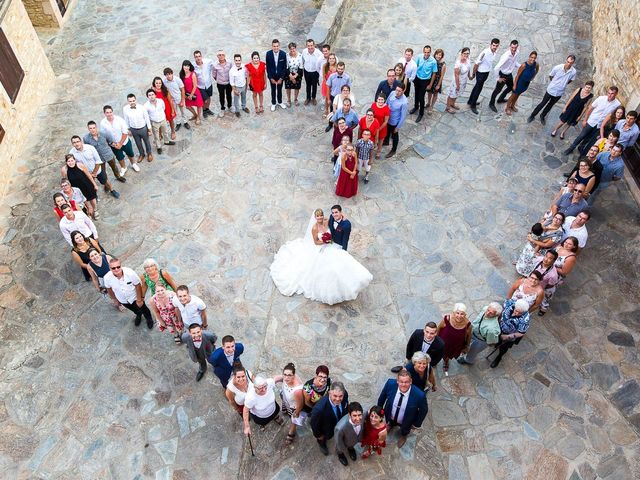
284 433 296 445
446 108 456 114
274 415 284 426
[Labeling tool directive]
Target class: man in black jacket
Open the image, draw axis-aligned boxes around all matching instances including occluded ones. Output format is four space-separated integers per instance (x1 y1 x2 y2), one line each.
309 381 349 455
391 321 444 372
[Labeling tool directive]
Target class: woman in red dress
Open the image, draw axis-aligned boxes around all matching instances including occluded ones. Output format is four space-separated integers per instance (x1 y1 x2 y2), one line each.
246 51 267 114
370 94 390 159
180 60 203 125
335 144 358 198
437 303 472 375
361 405 388 458
152 76 177 140
357 108 381 141
321 53 338 116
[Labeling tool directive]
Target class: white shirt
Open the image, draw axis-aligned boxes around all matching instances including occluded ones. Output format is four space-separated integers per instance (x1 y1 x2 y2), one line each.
123 104 151 130
475 48 497 73
421 340 433 354
398 57 417 81
349 419 362 436
392 388 409 424
59 211 98 246
100 115 130 145
69 144 103 173
244 379 276 417
546 64 577 97
61 187 86 206
229 65 247 88
163 77 184 105
104 267 140 304
171 294 206 326
494 49 520 75
302 48 323 73
226 353 235 366
561 217 588 248
144 99 166 123
332 93 356 111
587 95 621 127
194 59 214 88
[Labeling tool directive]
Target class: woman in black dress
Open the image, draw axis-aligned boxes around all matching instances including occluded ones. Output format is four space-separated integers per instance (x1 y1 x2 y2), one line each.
551 80 594 139
427 49 446 113
61 154 99 219
71 230 103 281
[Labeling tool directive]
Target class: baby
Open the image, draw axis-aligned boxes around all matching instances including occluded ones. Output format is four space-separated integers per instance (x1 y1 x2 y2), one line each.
528 222 544 253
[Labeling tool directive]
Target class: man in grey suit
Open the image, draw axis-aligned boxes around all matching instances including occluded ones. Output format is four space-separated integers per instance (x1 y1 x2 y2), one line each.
334 402 364 466
181 323 217 382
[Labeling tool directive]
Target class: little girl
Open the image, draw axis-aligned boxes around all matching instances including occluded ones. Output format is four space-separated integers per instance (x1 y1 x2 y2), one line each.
361 405 388 458
332 135 351 181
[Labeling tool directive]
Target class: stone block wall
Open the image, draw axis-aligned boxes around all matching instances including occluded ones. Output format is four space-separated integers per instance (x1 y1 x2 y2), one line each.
22 0 63 28
0 0 55 200
307 0 356 46
591 0 640 108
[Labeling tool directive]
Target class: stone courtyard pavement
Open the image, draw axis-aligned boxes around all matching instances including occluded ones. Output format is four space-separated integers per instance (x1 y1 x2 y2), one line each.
0 0 639 478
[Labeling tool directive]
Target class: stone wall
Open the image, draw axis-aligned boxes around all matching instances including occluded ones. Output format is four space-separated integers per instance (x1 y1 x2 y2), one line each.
22 0 63 28
591 0 640 108
0 0 55 200
307 0 356 46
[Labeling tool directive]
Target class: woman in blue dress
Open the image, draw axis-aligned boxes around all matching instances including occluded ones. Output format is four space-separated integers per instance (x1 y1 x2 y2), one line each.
505 51 539 115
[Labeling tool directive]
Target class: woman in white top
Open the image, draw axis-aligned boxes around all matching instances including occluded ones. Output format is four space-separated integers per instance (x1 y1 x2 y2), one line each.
225 363 254 415
274 363 304 445
446 47 471 114
331 84 356 115
243 376 284 435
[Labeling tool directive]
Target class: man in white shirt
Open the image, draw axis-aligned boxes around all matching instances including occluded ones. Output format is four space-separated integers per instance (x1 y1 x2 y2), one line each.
163 67 189 133
70 136 120 199
302 38 323 105
104 258 153 328
123 93 153 162
561 211 590 250
334 402 364 466
193 50 215 117
100 105 140 172
144 89 175 155
528 54 576 124
397 48 417 98
229 54 249 117
468 38 500 114
172 285 208 329
59 204 99 246
488 40 520 112
564 86 620 156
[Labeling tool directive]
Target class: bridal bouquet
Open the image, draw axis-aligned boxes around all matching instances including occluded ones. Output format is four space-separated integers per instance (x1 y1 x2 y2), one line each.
321 232 332 244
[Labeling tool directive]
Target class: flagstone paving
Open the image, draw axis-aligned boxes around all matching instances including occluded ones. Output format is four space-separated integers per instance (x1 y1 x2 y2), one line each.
0 0 639 479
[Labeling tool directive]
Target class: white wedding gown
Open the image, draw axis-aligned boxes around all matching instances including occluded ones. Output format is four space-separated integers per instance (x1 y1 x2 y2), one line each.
270 221 373 305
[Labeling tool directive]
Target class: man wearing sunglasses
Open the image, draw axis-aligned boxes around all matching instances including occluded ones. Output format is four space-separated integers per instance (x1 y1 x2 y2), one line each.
550 185 589 218
104 257 153 328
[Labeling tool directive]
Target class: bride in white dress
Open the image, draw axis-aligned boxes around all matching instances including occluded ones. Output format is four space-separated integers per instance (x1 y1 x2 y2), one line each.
270 208 373 305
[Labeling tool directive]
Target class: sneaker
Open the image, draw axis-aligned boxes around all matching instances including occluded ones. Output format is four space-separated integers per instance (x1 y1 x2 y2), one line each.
110 190 120 199
119 167 127 176
270 104 276 112
279 103 287 109
184 123 191 130
131 163 141 172
176 123 182 131
93 211 100 220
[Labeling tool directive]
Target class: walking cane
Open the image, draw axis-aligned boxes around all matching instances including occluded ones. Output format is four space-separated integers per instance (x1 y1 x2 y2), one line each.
485 344 500 359
247 434 255 457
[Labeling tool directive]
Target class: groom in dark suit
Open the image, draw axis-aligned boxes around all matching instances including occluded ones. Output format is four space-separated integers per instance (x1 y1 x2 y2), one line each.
329 204 352 251
377 369 428 448
265 38 287 110
391 321 444 373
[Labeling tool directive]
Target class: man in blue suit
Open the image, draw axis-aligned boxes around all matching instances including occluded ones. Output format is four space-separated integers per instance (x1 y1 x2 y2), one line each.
265 39 287 111
208 335 244 388
377 369 428 448
328 204 351 251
